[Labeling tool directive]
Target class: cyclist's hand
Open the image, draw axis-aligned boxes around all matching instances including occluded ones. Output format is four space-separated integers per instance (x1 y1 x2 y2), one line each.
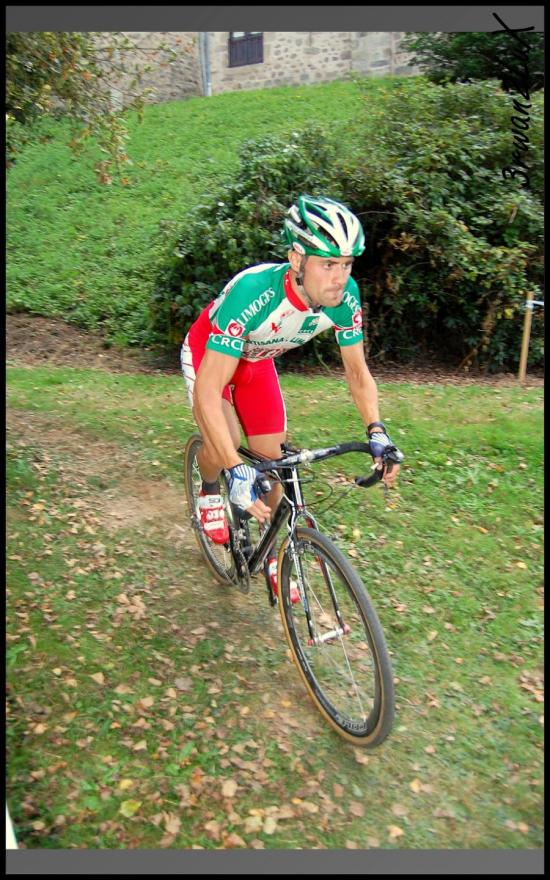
227 464 272 524
367 427 403 489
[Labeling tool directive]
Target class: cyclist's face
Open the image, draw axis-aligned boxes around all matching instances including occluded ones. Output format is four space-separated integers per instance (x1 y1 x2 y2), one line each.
303 255 354 307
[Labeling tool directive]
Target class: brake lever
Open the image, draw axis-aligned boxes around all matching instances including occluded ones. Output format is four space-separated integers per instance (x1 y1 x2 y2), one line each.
355 445 404 489
354 466 384 488
254 475 272 497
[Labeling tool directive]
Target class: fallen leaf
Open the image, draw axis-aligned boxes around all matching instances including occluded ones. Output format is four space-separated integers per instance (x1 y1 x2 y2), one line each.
345 840 359 849
118 779 134 791
114 684 134 695
90 672 105 685
174 678 193 691
392 803 408 817
222 779 238 799
388 825 404 839
204 820 222 840
164 814 181 835
244 815 263 833
349 802 365 818
223 832 246 848
300 802 319 814
263 817 278 835
410 779 423 793
132 740 147 752
119 800 141 818
352 749 369 765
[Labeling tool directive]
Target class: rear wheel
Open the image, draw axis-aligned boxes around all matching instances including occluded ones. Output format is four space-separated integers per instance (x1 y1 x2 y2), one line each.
278 527 394 747
183 433 237 585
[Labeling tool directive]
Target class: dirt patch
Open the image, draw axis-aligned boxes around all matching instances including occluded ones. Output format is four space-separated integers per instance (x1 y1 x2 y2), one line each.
7 408 191 542
6 313 543 387
100 478 188 536
6 314 181 375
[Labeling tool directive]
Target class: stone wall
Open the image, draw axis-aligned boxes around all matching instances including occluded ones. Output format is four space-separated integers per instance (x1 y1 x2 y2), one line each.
99 32 419 104
351 32 418 77
95 32 201 108
208 32 419 95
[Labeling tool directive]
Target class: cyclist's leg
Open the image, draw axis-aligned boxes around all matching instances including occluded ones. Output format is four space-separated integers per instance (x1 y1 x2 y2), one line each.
232 359 287 515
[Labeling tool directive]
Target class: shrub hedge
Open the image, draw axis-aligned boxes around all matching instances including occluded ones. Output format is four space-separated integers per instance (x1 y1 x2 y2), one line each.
151 78 543 371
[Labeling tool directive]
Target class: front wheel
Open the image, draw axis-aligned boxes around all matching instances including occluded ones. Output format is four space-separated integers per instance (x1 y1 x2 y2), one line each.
278 527 394 747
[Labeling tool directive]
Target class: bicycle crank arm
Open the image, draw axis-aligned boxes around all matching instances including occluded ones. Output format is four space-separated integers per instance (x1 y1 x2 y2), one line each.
307 624 351 646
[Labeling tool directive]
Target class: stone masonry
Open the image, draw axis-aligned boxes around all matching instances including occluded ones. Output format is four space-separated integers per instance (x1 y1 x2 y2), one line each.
95 32 201 108
102 32 419 104
208 32 419 95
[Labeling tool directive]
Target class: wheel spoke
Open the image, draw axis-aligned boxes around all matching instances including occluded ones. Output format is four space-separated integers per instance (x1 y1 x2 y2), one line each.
279 527 394 746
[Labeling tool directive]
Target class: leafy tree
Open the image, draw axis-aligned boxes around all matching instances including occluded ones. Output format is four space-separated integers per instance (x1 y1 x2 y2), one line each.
6 32 178 182
399 31 544 93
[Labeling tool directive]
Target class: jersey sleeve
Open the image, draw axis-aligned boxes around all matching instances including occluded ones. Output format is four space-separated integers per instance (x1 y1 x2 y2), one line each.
205 274 264 359
331 278 364 347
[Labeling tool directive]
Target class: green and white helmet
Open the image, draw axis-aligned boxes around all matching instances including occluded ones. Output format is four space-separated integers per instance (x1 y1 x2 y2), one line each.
284 195 365 258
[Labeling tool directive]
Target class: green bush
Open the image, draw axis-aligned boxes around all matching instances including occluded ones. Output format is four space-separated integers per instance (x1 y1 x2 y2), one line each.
149 124 342 352
338 78 543 370
399 32 544 93
151 78 543 371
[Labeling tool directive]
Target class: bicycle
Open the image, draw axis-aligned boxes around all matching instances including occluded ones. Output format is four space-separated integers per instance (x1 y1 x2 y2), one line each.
184 434 401 748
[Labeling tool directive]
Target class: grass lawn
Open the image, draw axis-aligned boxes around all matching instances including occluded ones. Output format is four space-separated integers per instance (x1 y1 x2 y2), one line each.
6 363 543 850
6 77 400 346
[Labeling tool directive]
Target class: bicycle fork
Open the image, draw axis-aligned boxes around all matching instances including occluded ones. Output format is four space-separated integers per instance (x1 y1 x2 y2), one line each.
287 536 351 647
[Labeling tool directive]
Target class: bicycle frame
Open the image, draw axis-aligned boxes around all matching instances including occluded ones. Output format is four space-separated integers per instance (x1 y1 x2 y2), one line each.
236 445 314 577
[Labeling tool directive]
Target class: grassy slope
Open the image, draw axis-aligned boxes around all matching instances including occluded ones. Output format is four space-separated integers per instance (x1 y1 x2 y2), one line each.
7 78 397 345
6 364 543 850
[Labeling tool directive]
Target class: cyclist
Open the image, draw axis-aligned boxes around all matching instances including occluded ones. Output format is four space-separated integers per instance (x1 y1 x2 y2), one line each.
181 195 401 594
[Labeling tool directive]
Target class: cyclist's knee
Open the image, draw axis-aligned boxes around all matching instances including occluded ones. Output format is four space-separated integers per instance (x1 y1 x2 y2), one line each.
246 432 286 461
222 400 242 448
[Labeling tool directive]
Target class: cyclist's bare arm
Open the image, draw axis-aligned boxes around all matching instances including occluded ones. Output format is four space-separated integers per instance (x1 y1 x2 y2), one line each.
193 349 243 470
340 342 400 486
193 349 272 522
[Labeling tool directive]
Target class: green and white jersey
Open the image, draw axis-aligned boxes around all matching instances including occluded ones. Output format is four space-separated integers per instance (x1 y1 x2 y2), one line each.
199 262 363 362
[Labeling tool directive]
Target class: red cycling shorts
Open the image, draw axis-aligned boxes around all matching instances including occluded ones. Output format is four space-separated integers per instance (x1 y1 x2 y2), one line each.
181 318 287 438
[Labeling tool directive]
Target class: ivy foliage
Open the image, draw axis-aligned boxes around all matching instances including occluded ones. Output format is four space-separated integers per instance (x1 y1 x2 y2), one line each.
6 32 177 183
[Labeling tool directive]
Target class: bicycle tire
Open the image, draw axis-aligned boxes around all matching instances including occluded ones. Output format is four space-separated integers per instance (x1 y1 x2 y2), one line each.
277 526 394 747
183 433 237 585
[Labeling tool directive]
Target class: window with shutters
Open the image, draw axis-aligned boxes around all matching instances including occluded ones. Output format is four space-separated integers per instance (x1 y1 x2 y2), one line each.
228 32 264 67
